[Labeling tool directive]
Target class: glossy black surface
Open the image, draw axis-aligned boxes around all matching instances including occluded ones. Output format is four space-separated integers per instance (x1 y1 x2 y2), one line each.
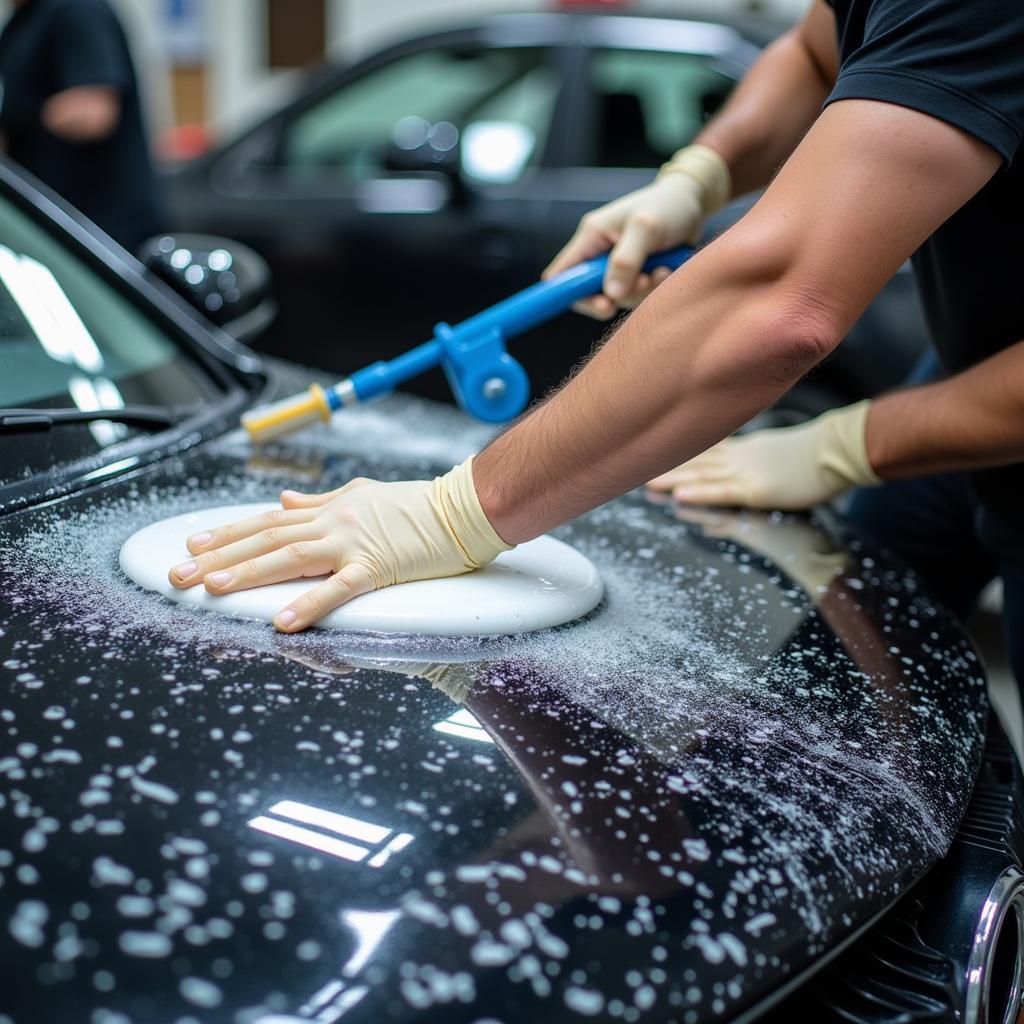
0 375 987 1024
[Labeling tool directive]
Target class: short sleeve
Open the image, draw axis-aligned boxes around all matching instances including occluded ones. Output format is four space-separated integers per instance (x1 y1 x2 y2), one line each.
46 0 128 94
825 0 1024 164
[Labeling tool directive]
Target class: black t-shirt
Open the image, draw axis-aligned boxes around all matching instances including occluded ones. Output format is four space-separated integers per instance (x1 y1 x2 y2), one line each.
0 0 163 251
824 0 1024 514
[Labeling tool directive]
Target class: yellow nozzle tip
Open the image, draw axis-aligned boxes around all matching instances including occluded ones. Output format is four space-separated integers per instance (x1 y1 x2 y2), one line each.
242 384 334 443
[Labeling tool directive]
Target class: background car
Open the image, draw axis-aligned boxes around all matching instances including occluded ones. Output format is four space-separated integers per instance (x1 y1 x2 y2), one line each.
0 159 1022 1024
165 11 931 414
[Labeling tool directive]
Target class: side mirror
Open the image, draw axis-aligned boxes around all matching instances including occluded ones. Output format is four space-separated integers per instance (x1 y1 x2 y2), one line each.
139 233 277 342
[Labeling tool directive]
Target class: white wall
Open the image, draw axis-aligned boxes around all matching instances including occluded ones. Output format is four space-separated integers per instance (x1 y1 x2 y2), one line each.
109 0 174 136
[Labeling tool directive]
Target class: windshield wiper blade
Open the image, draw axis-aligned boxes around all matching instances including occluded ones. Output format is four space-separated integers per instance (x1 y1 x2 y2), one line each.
0 404 196 433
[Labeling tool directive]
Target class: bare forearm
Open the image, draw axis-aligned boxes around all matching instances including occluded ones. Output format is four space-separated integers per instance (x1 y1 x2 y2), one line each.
476 245 833 543
697 16 835 197
867 340 1024 477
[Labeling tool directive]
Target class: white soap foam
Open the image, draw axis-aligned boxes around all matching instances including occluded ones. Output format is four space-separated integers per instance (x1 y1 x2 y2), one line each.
2 393 988 1023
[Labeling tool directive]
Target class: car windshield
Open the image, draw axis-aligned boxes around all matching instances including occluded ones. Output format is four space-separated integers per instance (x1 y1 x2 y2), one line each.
0 180 225 488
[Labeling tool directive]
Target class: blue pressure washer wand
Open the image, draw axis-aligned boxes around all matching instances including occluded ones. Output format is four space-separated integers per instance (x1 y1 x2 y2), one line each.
241 245 694 444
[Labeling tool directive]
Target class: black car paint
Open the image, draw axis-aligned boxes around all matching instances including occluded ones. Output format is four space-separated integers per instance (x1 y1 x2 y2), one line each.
0 150 997 1024
0 366 991 1023
166 12 931 415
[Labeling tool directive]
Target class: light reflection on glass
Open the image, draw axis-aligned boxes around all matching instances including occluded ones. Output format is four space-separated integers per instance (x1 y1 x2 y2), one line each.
68 373 126 446
461 120 535 183
79 455 140 482
0 245 103 372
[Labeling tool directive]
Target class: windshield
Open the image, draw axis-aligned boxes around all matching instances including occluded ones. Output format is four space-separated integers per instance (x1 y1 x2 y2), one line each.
0 181 224 487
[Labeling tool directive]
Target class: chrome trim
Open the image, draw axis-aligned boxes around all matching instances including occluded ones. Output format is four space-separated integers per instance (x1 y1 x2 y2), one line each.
965 865 1024 1024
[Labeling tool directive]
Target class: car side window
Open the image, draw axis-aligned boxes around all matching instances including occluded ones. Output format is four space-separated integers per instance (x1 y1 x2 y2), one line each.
279 45 558 183
588 49 735 168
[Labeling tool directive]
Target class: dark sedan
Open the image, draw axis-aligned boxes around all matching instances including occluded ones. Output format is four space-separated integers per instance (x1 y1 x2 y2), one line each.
165 11 930 414
0 161 1021 1024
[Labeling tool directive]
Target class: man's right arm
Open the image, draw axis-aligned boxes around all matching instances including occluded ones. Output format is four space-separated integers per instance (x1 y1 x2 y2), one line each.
544 1 841 317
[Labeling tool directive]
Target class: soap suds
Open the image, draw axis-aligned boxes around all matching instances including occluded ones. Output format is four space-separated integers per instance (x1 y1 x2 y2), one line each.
0 393 987 1024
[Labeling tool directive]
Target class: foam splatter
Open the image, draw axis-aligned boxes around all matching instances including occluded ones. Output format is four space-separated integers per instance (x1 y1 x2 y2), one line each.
0 392 987 1023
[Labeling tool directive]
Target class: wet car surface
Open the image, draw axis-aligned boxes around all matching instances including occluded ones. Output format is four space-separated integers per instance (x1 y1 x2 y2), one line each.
0 380 989 1023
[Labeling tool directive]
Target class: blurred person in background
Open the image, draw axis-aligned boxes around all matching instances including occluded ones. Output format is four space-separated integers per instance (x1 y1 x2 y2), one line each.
0 0 163 251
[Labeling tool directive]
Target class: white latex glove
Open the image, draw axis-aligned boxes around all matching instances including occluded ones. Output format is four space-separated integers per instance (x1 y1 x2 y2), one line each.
543 144 731 320
169 456 512 632
648 401 881 510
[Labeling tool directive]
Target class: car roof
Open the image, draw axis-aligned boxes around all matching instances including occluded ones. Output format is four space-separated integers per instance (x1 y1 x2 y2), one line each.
474 8 784 48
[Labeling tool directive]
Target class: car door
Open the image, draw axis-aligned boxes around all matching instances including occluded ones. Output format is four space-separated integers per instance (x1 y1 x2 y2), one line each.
538 19 756 250
185 37 572 390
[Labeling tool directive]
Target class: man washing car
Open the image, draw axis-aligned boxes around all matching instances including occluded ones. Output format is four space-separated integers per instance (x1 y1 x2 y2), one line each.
170 0 1024 685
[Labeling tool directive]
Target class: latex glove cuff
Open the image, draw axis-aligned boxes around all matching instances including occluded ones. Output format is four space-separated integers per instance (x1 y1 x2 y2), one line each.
656 144 732 216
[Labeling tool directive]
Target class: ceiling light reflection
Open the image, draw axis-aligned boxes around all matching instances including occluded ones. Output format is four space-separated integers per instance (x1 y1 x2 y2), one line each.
0 245 103 372
248 801 415 869
269 799 390 846
340 909 401 976
247 816 369 863
68 373 126 446
434 708 494 743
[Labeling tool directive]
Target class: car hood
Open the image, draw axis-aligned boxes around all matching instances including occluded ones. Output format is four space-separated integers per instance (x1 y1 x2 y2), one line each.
0 373 987 1024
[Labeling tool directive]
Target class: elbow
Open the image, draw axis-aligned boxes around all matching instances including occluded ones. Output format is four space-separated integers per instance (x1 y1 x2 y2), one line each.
706 225 847 382
757 294 843 381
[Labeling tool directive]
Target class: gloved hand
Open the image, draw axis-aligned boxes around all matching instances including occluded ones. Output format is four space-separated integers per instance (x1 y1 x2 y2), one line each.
168 456 513 632
648 401 881 510
542 144 731 320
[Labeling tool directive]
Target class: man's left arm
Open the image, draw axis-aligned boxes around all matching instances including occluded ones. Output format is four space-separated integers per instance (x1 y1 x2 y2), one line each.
649 340 1024 510
867 342 1024 476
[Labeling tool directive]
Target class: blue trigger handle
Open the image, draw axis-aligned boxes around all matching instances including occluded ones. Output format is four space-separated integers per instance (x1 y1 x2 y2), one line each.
455 244 695 339
342 244 695 423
